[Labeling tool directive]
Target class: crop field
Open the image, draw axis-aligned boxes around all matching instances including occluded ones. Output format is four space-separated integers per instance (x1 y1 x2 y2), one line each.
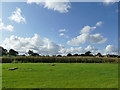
2 63 118 88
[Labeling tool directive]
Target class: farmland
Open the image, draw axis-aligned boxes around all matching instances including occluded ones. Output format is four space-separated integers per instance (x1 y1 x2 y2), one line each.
2 63 118 88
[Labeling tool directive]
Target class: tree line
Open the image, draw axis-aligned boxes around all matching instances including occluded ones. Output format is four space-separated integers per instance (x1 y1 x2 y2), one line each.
0 46 119 58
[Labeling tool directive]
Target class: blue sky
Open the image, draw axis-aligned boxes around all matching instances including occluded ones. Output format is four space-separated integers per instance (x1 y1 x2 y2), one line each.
0 1 118 55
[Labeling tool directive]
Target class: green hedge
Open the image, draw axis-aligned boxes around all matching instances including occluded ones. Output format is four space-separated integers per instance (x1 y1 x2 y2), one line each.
1 56 119 63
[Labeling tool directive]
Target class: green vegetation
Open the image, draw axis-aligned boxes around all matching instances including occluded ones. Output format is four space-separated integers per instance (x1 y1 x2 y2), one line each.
2 63 118 88
2 56 118 63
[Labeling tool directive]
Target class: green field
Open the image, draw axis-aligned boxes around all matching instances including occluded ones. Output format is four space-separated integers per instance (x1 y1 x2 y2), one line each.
2 63 118 88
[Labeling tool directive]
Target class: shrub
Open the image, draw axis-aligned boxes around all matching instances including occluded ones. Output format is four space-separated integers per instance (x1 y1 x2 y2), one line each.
2 56 119 63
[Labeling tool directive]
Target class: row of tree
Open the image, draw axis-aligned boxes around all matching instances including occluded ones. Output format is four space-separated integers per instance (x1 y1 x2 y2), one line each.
0 47 18 56
0 46 119 58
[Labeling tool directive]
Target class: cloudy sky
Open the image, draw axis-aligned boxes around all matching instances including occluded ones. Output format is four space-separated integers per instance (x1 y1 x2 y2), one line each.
0 1 118 55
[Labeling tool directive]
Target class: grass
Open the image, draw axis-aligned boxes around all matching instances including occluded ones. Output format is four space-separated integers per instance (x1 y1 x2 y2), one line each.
2 63 118 88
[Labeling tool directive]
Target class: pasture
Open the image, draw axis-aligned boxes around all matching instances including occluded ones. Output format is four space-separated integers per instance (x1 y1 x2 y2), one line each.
2 63 118 88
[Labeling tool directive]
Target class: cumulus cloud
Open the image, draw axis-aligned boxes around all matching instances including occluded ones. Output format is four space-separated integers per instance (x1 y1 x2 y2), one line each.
59 29 69 38
67 21 107 46
85 45 100 54
96 21 103 26
59 33 64 36
0 18 14 32
1 34 117 55
27 0 71 13
60 45 117 55
104 45 117 54
2 34 62 55
59 29 66 32
1 33 117 55
9 8 26 23
103 0 116 5
60 47 85 55
80 26 96 34
89 34 107 44
60 45 101 55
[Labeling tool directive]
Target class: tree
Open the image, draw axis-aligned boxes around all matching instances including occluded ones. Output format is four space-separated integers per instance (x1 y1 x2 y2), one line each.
0 46 7 56
80 54 85 56
9 49 18 56
85 51 93 56
57 55 62 57
28 50 39 56
28 50 34 56
32 53 39 56
67 53 72 57
73 54 79 56
96 52 102 57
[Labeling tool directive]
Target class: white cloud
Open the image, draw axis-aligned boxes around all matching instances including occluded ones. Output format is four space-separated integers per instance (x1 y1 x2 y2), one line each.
0 18 14 32
2 34 62 55
60 45 101 55
60 45 117 55
67 21 107 46
59 29 66 32
80 25 96 34
60 47 85 55
85 45 100 54
9 8 26 23
59 29 69 38
59 33 69 38
104 45 117 54
27 0 71 13
103 0 116 5
96 21 103 26
1 34 117 55
89 34 107 44
59 33 64 36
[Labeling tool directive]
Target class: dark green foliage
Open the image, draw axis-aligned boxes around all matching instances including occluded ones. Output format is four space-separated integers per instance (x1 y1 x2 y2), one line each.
28 50 39 56
31 53 39 56
84 51 93 56
2 56 118 63
73 54 79 56
96 52 102 57
57 55 62 57
9 49 18 56
67 53 72 56
0 46 7 56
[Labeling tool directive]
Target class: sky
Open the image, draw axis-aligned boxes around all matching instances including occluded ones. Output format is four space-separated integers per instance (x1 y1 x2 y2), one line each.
0 0 118 55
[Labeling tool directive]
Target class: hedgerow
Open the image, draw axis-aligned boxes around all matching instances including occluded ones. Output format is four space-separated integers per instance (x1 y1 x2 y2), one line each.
2 56 119 63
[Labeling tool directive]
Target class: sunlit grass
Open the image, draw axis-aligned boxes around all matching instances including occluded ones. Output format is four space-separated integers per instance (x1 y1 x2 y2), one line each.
2 63 118 88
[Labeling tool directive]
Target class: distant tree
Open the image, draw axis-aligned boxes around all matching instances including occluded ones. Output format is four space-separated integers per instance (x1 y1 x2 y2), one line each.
21 54 26 56
73 54 79 56
0 46 7 56
28 50 34 56
118 55 120 58
96 52 102 57
80 54 85 56
57 55 62 57
31 53 39 56
52 55 56 57
28 50 39 56
106 54 110 57
9 49 18 56
85 51 93 56
46 55 50 57
67 53 72 57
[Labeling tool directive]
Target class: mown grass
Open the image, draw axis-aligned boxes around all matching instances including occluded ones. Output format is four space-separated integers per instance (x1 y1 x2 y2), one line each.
2 63 118 88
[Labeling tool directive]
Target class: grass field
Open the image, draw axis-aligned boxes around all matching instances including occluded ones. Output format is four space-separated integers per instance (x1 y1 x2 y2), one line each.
2 63 118 88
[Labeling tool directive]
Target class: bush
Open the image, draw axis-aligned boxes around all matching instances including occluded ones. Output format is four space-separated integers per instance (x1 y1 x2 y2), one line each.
2 56 119 63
